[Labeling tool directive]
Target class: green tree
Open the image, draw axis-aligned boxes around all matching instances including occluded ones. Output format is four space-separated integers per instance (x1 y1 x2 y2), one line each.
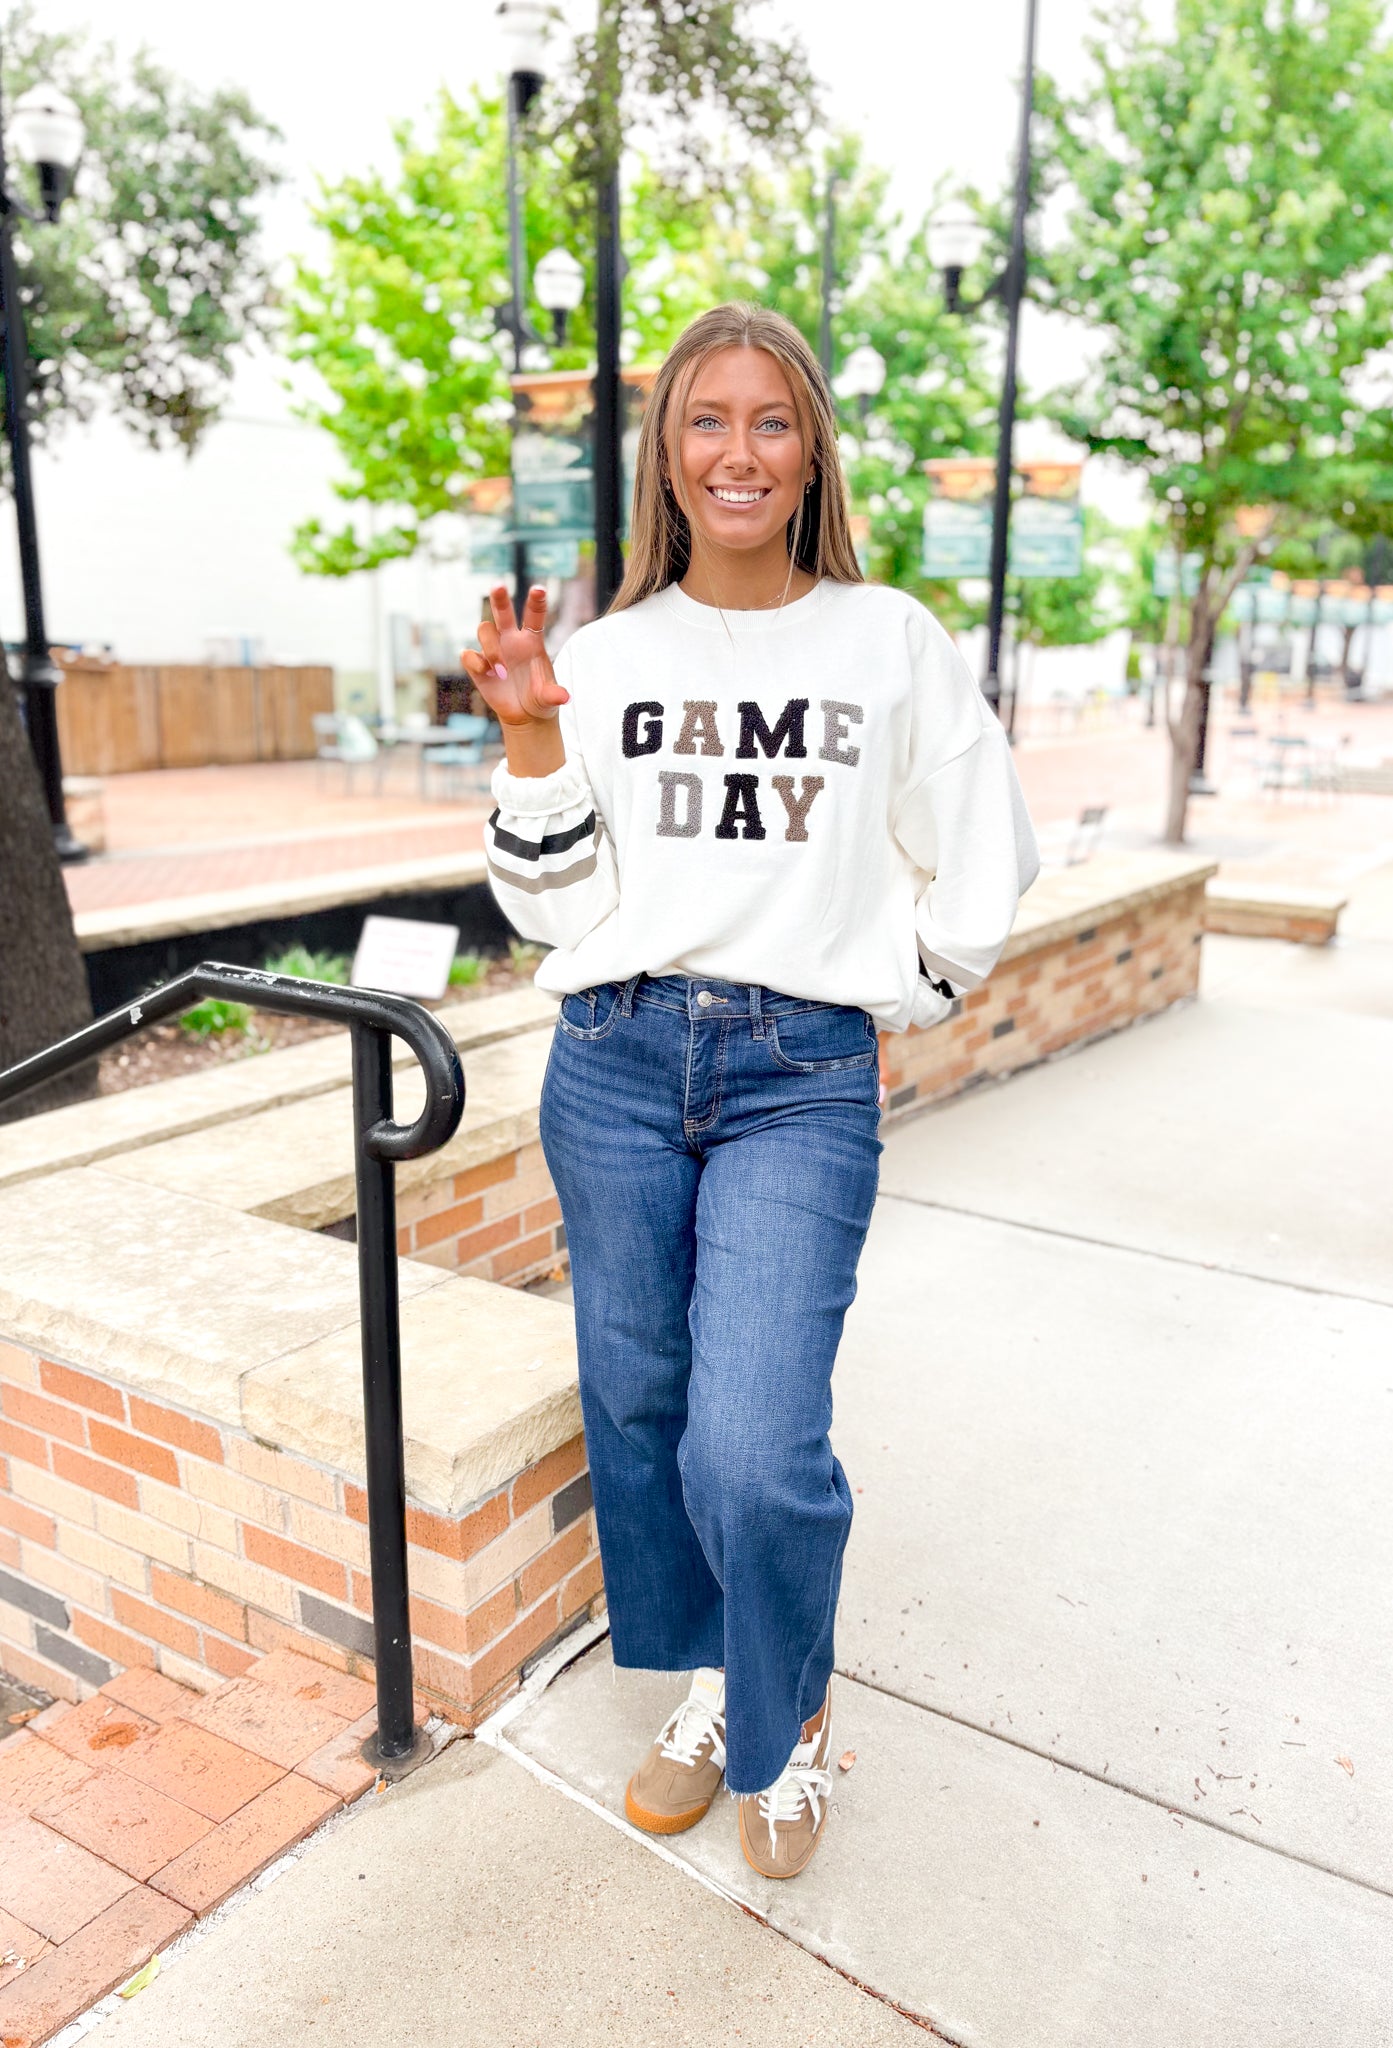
4 5 281 454
1036 0 1393 842
0 9 280 1111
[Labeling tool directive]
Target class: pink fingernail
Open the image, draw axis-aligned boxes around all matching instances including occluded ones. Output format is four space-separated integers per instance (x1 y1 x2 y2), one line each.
493 664 507 680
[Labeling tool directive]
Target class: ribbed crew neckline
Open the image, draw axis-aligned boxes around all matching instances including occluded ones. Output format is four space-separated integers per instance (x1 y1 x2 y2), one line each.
659 578 828 634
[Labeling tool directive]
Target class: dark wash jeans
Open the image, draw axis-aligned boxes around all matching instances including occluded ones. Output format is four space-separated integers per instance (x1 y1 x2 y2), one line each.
539 972 882 1794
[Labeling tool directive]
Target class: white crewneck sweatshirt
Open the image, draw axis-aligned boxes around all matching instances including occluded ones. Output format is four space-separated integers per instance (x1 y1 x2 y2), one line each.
484 578 1039 1032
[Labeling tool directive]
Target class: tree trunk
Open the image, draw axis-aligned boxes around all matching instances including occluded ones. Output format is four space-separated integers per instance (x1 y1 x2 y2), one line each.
1339 621 1357 693
1164 612 1213 846
0 675 96 1121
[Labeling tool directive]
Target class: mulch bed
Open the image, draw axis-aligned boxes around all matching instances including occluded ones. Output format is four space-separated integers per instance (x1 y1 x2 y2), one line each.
96 957 535 1098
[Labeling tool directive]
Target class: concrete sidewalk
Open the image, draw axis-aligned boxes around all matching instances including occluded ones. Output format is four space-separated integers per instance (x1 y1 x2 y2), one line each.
91 1734 919 2048
86 866 1393 2048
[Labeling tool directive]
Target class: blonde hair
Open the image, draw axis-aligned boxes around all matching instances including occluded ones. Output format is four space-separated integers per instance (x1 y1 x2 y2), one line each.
611 302 863 613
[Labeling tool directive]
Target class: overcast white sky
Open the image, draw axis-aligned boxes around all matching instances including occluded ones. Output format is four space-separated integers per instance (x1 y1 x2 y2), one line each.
17 0 1154 667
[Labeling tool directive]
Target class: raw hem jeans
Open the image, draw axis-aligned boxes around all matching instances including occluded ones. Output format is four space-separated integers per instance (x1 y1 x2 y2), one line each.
539 973 882 1794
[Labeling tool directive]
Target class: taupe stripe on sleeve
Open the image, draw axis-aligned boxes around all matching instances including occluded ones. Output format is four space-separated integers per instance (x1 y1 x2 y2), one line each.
486 848 600 895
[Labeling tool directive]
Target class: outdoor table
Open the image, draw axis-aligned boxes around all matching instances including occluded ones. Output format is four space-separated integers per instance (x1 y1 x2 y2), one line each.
380 724 473 795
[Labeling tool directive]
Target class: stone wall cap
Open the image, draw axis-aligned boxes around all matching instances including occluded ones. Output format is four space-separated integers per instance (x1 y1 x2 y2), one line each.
0 1166 580 1515
1204 880 1349 914
101 1031 551 1229
0 1167 448 1427
1003 852 1218 962
74 850 490 952
0 984 555 1193
243 1277 580 1516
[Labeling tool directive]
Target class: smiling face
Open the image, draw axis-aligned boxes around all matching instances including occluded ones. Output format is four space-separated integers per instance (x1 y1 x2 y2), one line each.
673 345 813 562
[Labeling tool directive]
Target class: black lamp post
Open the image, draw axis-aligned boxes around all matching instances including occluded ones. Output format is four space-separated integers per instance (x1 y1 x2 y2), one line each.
495 1 548 619
1 77 87 863
929 0 1039 724
592 166 624 615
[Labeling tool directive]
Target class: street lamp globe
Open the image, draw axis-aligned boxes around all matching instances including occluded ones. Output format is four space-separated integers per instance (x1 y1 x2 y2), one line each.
534 246 584 345
839 344 887 402
9 84 84 221
496 0 550 103
927 203 989 275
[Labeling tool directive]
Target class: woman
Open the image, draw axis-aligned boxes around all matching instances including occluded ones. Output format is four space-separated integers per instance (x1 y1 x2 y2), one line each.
463 303 1038 1879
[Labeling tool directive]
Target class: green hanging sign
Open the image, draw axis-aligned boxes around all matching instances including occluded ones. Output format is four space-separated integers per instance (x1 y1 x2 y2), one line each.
921 459 1084 580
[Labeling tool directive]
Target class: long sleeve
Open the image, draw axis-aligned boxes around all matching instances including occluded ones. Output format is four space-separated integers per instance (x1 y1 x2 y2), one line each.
484 694 620 951
892 620 1040 1005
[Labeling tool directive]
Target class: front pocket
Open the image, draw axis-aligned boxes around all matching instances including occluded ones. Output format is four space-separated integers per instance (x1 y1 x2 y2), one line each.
556 983 624 1042
767 1005 878 1073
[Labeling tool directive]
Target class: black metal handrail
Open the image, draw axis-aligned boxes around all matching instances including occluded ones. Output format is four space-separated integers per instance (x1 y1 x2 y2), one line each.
0 962 466 1773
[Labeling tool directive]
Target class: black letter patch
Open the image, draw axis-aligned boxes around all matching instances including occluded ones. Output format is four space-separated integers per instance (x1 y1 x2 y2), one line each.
714 773 766 840
736 699 808 760
622 701 665 757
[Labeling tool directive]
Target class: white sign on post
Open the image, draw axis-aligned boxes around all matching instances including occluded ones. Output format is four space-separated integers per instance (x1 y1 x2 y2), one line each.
351 915 460 1000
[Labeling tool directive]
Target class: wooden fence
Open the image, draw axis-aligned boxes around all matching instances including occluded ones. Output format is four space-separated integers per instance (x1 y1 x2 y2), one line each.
53 661 335 775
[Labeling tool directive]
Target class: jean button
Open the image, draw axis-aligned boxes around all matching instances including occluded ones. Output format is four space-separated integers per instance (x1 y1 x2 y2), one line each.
696 989 713 1008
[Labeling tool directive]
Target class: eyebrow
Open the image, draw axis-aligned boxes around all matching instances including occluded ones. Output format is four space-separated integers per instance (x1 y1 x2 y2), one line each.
684 394 796 414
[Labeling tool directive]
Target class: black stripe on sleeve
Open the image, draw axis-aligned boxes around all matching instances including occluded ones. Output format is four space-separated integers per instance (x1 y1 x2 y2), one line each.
488 808 598 863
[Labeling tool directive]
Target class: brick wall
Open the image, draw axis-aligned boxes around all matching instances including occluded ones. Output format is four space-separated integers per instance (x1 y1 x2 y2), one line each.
0 1340 600 1724
395 1141 566 1287
879 877 1206 1120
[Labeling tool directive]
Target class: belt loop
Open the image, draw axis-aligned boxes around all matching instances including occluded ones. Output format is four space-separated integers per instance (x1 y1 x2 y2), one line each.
619 973 643 1018
750 983 766 1039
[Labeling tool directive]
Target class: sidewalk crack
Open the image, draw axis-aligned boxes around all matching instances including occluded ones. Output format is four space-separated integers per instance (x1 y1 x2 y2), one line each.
879 1191 1393 1311
837 1667 1393 1905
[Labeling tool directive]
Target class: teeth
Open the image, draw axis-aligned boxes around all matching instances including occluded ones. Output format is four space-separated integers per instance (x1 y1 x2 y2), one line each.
710 487 768 503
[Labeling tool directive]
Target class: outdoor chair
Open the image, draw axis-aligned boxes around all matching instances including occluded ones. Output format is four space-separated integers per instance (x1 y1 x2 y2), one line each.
1226 723 1262 785
1066 804 1108 866
315 711 383 792
423 712 490 799
1261 733 1309 799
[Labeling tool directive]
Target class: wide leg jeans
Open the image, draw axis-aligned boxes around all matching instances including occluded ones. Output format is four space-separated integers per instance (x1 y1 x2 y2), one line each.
539 973 882 1795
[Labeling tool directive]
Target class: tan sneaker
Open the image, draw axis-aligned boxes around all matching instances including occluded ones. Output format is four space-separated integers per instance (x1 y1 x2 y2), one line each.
738 1691 833 1879
624 1668 726 1835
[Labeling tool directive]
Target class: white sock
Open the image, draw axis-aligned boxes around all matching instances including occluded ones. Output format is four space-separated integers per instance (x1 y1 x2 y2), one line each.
688 1666 725 1718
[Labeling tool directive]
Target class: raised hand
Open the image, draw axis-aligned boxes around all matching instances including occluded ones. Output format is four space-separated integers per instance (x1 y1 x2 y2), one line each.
461 584 569 728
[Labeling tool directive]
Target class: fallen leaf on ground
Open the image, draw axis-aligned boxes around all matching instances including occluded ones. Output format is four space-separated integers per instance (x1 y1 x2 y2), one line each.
6 1710 38 1726
1335 1756 1354 1776
837 1749 857 1773
119 1956 160 1999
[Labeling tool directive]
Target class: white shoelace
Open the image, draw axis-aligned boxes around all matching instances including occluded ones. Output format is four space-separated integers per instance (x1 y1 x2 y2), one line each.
657 1694 726 1772
755 1749 832 1855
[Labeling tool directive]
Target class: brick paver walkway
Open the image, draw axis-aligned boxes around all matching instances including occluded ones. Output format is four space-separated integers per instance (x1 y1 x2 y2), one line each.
0 1651 386 2045
67 820 490 916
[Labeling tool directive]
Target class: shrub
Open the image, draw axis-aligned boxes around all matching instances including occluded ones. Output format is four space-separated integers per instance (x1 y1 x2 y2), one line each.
262 945 350 984
448 952 487 988
507 938 546 975
179 998 252 1040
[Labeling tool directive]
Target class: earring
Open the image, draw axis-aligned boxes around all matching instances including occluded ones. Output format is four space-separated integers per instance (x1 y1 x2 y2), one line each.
805 478 814 492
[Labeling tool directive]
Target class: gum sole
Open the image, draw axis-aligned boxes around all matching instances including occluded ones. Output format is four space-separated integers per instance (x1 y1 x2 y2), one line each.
624 1782 713 1835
